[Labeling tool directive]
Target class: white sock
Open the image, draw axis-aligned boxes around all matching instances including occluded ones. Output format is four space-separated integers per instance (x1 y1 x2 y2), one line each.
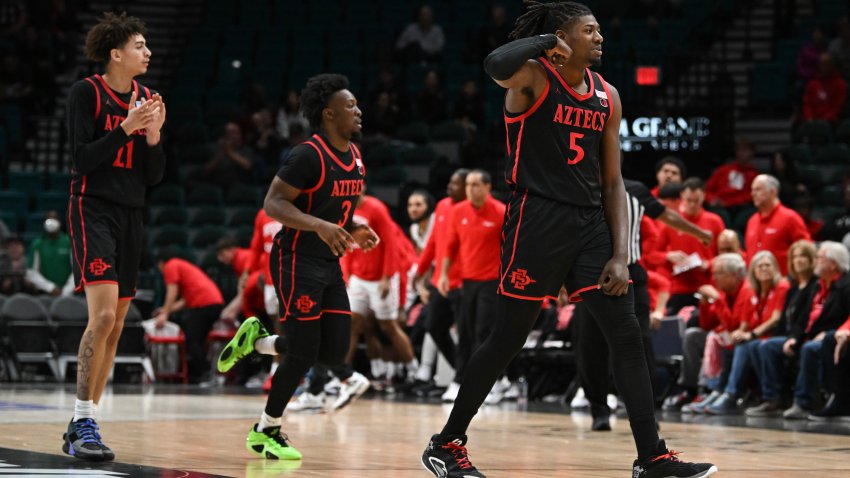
406 359 419 377
255 336 279 355
257 412 281 431
370 359 386 378
417 334 437 382
269 361 278 374
93 403 99 419
386 362 397 380
74 399 95 421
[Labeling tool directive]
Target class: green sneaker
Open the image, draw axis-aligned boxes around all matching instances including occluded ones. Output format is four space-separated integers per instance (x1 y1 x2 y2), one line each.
246 425 302 460
217 317 269 373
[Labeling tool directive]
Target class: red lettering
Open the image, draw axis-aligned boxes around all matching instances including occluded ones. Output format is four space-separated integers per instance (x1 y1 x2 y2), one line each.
573 109 583 127
562 105 574 125
582 110 593 129
332 181 341 196
553 105 564 123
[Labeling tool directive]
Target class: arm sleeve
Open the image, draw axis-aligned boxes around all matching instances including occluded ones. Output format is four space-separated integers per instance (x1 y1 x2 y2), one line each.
276 144 321 190
483 34 557 81
67 80 131 174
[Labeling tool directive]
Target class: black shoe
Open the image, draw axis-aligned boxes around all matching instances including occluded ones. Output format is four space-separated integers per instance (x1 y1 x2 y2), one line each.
91 420 115 461
422 434 486 477
591 415 611 431
633 440 718 478
62 418 107 461
808 394 850 421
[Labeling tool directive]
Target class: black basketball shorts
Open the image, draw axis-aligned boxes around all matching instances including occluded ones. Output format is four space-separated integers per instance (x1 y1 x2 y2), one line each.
270 245 351 322
68 195 143 299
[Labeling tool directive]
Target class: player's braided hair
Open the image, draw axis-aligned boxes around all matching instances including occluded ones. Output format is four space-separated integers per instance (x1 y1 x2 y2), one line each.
300 74 350 129
85 12 147 63
509 1 593 39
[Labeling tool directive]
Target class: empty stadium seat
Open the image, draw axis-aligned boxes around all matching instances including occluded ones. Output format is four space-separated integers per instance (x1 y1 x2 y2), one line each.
1 294 59 380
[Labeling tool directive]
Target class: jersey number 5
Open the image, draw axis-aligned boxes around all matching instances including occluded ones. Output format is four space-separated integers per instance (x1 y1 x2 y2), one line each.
113 142 134 169
567 132 585 165
338 200 352 227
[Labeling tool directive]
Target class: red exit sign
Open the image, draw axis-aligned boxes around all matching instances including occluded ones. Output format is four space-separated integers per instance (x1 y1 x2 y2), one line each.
636 66 661 86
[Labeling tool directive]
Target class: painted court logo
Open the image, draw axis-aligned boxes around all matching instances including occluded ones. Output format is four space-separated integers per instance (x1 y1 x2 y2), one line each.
296 295 316 314
509 269 536 290
88 258 112 276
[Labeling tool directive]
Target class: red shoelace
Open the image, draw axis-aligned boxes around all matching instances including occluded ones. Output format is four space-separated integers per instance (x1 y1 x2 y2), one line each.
442 442 473 469
651 450 683 463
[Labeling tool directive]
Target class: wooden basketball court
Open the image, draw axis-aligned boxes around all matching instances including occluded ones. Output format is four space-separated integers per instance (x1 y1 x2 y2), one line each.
0 386 848 477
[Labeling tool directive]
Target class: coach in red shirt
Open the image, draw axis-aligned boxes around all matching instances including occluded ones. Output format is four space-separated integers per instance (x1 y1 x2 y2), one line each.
440 169 505 385
745 174 811 275
155 249 224 383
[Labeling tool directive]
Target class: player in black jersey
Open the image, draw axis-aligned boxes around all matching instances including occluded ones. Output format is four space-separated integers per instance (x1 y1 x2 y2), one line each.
216 74 378 460
63 12 165 462
421 3 717 478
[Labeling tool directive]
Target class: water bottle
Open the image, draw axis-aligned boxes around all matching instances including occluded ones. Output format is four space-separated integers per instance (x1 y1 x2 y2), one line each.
517 376 528 408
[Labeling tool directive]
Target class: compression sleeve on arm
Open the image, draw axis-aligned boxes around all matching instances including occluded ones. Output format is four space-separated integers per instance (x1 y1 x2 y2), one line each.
483 34 558 81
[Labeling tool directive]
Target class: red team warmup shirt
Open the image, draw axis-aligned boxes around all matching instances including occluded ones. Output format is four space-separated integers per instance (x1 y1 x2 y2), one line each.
698 280 755 332
249 208 283 285
744 203 810 275
345 195 398 281
162 258 224 308
704 163 759 208
655 208 725 295
445 196 506 281
417 197 463 290
232 248 253 276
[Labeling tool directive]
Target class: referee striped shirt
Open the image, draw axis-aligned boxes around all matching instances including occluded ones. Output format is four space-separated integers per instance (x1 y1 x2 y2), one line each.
623 179 666 265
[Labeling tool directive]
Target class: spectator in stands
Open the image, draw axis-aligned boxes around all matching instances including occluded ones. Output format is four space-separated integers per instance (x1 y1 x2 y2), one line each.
0 235 58 295
215 236 264 321
778 241 850 419
408 189 435 254
802 52 848 123
829 16 850 80
705 138 760 216
814 313 850 418
716 229 745 259
746 239 818 417
796 25 828 91
275 90 309 141
793 195 824 240
0 52 33 104
706 251 790 414
770 150 803 206
821 178 850 241
453 79 485 132
679 253 754 414
395 4 445 63
155 249 225 384
363 91 401 137
415 69 447 125
28 210 71 294
248 109 283 169
655 178 725 314
745 174 811 275
203 122 260 190
474 4 511 63
652 156 685 197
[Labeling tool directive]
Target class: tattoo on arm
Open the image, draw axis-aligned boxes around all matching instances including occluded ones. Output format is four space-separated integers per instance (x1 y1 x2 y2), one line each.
77 330 95 399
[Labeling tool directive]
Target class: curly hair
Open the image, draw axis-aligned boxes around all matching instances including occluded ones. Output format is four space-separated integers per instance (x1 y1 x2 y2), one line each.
85 12 147 63
300 74 350 129
509 0 593 39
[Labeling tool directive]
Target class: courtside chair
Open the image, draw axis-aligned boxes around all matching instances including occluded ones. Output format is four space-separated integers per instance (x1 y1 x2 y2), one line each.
1 293 59 380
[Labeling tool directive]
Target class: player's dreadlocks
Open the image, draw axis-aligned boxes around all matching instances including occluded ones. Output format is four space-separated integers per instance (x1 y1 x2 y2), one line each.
300 73 350 129
509 1 593 39
85 12 147 63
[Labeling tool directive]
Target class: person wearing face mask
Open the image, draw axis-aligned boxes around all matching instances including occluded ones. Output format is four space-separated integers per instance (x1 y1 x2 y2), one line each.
28 210 72 295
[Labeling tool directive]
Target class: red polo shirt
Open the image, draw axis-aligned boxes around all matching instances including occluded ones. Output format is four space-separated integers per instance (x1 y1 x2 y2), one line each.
698 279 755 332
346 195 398 281
417 197 463 290
745 203 810 275
750 279 790 334
162 258 224 309
655 208 725 295
445 196 506 281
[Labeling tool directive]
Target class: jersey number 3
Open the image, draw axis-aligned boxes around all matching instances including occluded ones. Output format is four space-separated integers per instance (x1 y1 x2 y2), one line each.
567 132 585 165
113 142 134 169
338 200 352 227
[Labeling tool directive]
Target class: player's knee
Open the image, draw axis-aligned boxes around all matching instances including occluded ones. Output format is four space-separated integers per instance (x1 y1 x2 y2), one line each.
285 345 320 371
317 345 346 367
89 309 117 333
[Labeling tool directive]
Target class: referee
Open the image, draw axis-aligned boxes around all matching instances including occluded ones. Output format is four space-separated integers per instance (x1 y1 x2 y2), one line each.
573 177 712 430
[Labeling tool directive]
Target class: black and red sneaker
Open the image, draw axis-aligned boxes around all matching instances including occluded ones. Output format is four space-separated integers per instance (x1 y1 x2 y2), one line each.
632 440 718 478
421 434 486 477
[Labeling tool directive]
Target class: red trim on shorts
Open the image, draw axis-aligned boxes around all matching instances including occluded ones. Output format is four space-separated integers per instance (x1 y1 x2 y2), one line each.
510 120 525 184
303 141 326 193
539 58 595 101
84 280 120 287
498 191 528 292
95 74 138 109
68 198 84 282
568 280 634 303
295 314 321 321
119 296 135 301
84 77 101 119
313 134 356 172
284 251 297 318
321 309 352 316
498 289 557 302
78 190 88 283
504 75 549 124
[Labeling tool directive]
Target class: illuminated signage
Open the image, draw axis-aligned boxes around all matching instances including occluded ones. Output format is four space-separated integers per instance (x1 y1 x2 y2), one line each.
619 116 711 152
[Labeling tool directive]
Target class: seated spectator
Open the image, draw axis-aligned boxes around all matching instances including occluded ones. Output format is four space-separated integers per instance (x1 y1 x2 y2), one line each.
815 316 850 418
28 210 72 294
275 90 309 141
829 16 850 80
821 178 850 241
770 150 804 206
802 52 848 123
652 156 685 197
395 5 445 63
155 249 225 384
745 174 811 275
746 239 818 417
248 109 283 169
415 69 447 125
716 229 746 262
705 138 760 214
796 25 828 95
0 235 59 295
474 4 510 63
706 251 790 414
202 122 260 190
793 195 824 240
680 253 755 413
453 79 484 132
363 92 401 137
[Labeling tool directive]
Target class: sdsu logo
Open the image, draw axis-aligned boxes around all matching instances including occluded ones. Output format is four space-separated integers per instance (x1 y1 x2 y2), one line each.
509 269 536 290
88 258 112 276
296 295 316 314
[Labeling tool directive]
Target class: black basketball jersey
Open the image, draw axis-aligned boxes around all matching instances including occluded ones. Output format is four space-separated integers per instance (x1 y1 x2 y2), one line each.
68 74 162 208
275 134 366 259
503 58 613 207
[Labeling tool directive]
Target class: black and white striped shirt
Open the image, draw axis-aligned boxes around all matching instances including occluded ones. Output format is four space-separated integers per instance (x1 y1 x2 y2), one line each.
623 179 666 265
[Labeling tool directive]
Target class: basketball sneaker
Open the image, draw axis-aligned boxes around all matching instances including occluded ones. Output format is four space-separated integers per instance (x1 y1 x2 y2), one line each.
288 391 327 412
91 420 115 460
333 372 370 410
246 424 302 460
62 418 107 461
632 440 717 478
421 434 486 477
217 317 269 373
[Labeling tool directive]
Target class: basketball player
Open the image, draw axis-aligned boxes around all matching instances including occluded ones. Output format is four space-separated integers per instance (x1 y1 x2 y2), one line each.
63 12 165 461
420 2 717 477
216 74 378 460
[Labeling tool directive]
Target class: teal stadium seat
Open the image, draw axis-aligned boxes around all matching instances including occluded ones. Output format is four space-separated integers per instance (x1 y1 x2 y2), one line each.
152 206 189 226
6 171 43 193
150 225 189 248
186 185 224 207
189 207 226 227
794 120 833 147
227 207 257 228
149 184 186 207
